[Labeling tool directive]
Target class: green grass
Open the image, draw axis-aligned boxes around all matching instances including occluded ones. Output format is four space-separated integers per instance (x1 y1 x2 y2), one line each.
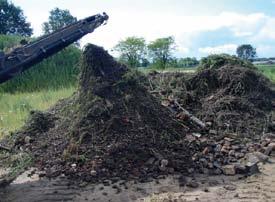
0 46 81 93
0 87 75 138
256 64 275 83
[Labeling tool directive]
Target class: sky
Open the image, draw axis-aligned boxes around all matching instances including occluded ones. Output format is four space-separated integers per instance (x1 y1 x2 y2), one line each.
11 0 275 58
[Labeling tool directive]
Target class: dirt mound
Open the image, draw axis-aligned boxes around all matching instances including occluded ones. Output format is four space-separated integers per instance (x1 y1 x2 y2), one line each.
2 46 275 187
148 65 275 137
11 45 193 183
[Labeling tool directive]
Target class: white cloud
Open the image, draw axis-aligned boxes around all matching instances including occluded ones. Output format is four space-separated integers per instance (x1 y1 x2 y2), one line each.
10 0 275 57
83 11 271 54
222 12 267 37
199 44 238 55
255 18 275 40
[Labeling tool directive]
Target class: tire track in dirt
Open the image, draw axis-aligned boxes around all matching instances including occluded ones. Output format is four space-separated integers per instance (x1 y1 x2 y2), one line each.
145 158 275 202
1 158 275 202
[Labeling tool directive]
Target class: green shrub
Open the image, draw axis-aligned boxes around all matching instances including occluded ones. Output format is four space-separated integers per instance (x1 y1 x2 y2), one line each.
198 54 256 71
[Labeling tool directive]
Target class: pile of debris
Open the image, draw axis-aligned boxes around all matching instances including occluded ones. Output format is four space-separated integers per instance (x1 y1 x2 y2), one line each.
9 45 194 183
1 46 275 186
148 65 275 137
147 61 275 176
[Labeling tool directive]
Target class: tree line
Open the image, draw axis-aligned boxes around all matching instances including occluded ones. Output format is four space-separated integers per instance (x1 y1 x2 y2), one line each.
113 36 199 69
114 36 258 69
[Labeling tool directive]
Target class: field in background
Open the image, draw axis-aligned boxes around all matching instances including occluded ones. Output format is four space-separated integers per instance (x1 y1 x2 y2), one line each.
0 64 274 138
256 64 275 82
0 87 75 138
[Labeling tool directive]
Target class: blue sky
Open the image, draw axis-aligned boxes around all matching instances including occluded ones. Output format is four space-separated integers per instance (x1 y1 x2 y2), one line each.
12 0 275 58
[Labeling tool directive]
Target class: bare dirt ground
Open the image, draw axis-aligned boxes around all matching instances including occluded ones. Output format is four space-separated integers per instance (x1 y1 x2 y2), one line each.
1 157 274 202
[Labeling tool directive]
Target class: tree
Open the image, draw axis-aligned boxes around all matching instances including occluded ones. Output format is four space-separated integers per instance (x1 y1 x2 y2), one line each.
113 36 146 68
177 57 199 68
0 0 33 36
236 44 257 61
148 36 175 69
42 8 77 34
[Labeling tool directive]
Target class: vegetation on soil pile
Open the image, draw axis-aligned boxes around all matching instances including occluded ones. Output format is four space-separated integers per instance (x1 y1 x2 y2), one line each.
148 63 274 137
198 54 256 71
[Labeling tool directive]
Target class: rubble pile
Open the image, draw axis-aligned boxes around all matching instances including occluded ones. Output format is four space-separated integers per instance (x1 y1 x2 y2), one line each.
1 46 275 186
148 65 275 137
10 45 194 183
147 62 275 176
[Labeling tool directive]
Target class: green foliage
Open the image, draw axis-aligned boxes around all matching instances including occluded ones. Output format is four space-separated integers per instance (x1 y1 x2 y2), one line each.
42 8 77 34
177 57 199 68
198 54 256 71
148 36 175 69
0 0 33 36
114 36 146 68
236 44 257 61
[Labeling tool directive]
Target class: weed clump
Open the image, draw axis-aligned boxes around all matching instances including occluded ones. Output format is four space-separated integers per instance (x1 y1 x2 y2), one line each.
198 54 256 71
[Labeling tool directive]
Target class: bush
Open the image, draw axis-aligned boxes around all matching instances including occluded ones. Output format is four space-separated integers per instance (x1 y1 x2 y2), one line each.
0 34 81 93
198 54 256 71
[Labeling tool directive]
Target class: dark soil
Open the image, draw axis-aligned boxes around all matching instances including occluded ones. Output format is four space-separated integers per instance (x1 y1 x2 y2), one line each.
9 45 193 183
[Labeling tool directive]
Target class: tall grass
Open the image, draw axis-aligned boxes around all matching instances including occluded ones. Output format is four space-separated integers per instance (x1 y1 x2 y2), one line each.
0 34 81 93
0 87 75 137
256 64 275 83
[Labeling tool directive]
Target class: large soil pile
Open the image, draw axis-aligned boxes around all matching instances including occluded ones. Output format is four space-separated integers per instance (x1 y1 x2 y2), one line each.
11 45 193 183
2 47 275 186
148 65 275 138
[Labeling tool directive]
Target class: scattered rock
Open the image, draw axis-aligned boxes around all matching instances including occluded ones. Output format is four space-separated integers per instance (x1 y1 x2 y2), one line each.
203 188 209 192
253 152 269 163
224 184 237 191
222 165 236 175
265 143 275 156
202 147 209 155
246 163 260 175
234 163 247 174
161 159 169 167
209 130 218 135
90 170 97 176
24 136 32 144
186 180 199 188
